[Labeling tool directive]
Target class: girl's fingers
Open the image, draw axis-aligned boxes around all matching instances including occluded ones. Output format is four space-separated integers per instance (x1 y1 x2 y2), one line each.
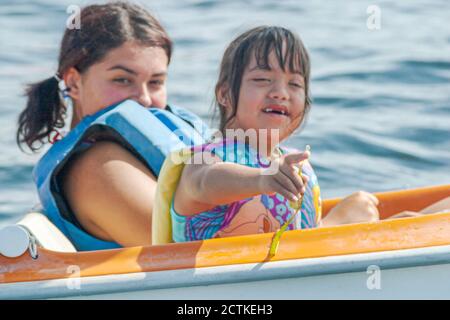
367 193 379 206
284 151 310 166
280 164 305 195
368 203 380 219
354 191 379 206
277 174 300 198
302 174 309 187
274 171 301 200
273 179 299 202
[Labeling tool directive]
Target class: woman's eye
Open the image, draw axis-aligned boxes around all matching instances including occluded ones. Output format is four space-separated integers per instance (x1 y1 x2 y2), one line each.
149 79 164 86
113 78 131 85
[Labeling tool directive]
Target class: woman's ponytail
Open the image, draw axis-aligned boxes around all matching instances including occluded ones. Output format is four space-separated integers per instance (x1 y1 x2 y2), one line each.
16 1 172 152
16 76 66 152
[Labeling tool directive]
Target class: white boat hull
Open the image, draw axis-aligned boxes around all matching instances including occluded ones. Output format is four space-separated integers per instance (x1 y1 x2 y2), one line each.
3 245 450 300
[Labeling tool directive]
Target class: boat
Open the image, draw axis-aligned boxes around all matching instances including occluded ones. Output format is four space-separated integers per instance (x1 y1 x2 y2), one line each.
0 184 449 299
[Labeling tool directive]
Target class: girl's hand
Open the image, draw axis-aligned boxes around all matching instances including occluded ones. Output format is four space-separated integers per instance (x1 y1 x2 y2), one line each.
258 151 310 202
320 191 380 227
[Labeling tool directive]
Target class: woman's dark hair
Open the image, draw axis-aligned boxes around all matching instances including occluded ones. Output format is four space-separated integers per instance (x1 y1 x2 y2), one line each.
214 26 311 133
17 1 172 152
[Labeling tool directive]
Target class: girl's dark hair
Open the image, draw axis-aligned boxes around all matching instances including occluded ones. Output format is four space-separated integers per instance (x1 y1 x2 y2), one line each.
214 26 311 133
17 1 172 152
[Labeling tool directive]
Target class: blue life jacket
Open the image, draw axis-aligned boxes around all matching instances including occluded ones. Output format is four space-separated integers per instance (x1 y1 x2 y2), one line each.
33 99 210 251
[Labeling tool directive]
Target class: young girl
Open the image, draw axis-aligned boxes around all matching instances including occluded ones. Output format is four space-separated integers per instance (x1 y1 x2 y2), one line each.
16 1 209 250
156 26 450 243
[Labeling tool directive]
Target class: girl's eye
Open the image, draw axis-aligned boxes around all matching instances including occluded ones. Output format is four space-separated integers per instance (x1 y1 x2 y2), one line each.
289 82 303 88
253 78 271 83
113 78 132 85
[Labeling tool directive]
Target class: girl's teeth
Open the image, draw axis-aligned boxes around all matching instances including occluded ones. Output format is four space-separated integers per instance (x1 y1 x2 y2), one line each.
263 108 287 115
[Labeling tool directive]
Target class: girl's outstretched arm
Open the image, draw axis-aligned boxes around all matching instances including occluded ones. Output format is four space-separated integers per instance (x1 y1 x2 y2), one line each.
174 151 310 216
174 156 265 216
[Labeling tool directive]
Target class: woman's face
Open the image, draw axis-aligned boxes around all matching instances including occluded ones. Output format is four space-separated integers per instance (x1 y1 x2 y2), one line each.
224 49 306 147
65 41 168 125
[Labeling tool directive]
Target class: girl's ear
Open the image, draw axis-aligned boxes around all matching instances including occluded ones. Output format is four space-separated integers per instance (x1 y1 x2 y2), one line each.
217 84 231 108
63 67 82 101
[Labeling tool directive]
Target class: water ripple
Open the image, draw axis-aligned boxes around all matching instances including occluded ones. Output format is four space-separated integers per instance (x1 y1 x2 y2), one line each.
315 65 449 84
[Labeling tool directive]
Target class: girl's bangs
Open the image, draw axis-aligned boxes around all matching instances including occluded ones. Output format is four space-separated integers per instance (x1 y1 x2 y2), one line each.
250 29 306 76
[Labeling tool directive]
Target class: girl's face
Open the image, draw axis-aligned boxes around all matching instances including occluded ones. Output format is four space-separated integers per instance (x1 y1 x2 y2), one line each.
65 41 168 126
225 50 306 145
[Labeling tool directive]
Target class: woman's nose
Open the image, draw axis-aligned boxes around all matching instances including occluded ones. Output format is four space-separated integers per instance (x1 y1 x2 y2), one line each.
133 86 152 108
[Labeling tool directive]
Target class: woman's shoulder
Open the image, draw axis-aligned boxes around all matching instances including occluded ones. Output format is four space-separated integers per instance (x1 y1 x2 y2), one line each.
63 140 156 193
72 140 138 168
60 140 157 244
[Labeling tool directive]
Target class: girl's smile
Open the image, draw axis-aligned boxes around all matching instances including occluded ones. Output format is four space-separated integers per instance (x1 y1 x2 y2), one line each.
225 49 306 146
262 104 290 116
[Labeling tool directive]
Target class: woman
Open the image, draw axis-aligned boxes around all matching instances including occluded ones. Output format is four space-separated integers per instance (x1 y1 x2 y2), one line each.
16 1 209 250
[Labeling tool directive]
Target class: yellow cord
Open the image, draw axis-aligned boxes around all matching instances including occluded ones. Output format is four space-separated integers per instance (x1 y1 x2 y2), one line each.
268 145 310 258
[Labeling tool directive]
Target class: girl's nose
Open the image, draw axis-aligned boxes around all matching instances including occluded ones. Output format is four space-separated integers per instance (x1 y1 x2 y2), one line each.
268 82 289 101
134 85 152 108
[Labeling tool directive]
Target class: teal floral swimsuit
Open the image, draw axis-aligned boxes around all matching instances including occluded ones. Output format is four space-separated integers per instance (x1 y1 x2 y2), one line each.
171 139 321 242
